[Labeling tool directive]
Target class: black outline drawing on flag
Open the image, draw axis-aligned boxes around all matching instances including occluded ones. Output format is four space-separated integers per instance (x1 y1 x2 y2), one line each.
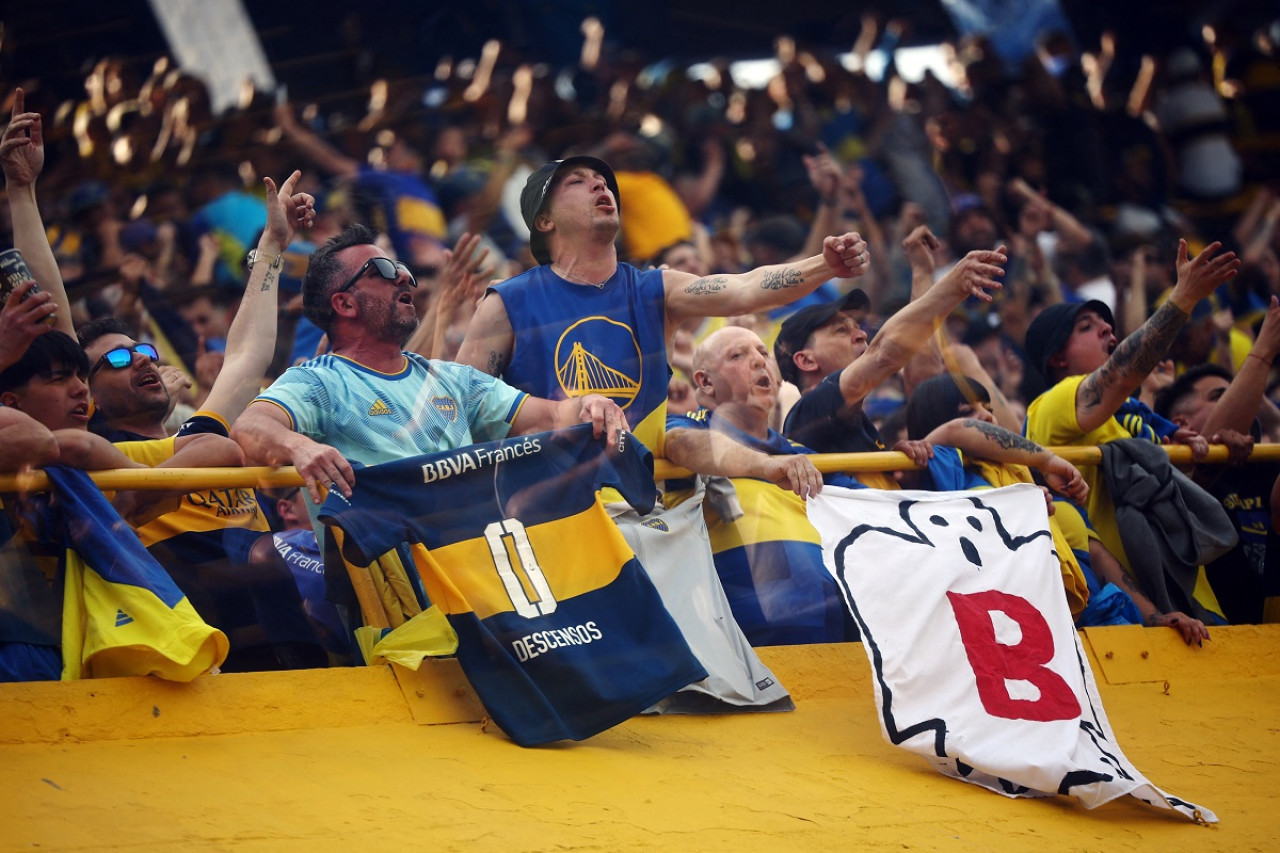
808 483 1216 823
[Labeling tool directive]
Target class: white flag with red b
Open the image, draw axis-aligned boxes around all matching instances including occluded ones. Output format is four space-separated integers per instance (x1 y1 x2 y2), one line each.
808 483 1214 823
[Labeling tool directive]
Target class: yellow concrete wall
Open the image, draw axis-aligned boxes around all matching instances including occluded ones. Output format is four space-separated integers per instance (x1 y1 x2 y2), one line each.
2 625 1278 851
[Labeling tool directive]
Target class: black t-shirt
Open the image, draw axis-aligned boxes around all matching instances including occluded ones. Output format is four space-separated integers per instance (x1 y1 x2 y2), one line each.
782 370 885 454
1205 460 1280 625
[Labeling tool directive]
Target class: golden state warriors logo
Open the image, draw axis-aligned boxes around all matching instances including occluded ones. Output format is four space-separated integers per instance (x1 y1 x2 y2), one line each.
554 317 642 409
432 396 459 421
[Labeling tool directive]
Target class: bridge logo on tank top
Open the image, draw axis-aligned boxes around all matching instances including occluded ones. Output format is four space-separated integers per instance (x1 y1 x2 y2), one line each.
554 317 642 409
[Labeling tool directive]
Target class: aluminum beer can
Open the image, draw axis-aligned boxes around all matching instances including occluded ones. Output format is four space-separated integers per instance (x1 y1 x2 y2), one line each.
0 248 53 324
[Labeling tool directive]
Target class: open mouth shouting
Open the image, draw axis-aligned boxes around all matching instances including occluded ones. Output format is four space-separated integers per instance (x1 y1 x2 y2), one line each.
136 368 164 391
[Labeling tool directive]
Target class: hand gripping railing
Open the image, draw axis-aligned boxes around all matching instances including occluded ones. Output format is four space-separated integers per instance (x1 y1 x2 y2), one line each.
2 444 1280 493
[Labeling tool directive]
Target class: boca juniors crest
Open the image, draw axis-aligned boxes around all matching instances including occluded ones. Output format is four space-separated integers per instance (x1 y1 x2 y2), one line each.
431 396 458 422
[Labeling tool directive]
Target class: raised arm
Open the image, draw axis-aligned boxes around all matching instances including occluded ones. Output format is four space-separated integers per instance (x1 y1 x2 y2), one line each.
796 144 844 260
665 425 824 498
898 224 946 390
1117 245 1152 337
1240 192 1280 268
198 171 314 425
662 231 870 328
231 400 353 504
674 138 726 218
1008 177 1094 253
941 344 1024 433
454 289 516 377
405 232 489 359
461 126 531 235
1203 295 1280 438
1 88 73 336
1075 240 1240 433
838 246 1006 408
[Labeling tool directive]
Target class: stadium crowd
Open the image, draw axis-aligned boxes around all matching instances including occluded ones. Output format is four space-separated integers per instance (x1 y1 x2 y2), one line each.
2 11 1279 683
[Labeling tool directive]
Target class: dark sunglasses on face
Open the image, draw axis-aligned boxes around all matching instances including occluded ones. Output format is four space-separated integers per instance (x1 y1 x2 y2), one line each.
337 256 417 293
88 342 160 378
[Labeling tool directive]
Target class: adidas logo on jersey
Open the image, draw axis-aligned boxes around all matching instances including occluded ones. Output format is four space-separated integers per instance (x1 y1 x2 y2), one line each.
115 609 134 627
369 399 392 416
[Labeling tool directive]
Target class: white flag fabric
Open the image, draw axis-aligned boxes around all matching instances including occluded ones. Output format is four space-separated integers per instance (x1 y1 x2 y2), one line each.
808 483 1216 823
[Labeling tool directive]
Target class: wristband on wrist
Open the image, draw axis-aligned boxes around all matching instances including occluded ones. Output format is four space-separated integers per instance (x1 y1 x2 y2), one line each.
246 249 283 272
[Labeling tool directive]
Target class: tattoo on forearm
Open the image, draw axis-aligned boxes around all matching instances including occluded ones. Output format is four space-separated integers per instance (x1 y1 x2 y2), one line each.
1116 570 1146 599
1079 300 1186 413
484 350 507 377
684 276 728 295
962 419 1043 453
1116 301 1185 376
261 269 277 292
760 268 804 290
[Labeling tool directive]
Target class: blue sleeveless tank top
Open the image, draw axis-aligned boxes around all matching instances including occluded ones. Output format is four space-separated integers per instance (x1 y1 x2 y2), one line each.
494 263 670 454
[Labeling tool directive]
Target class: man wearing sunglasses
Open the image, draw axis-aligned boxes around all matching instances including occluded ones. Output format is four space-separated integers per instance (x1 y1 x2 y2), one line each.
69 171 330 671
232 223 627 505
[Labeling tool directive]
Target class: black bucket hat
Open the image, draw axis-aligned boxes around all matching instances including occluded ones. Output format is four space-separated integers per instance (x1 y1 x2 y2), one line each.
1024 299 1115 383
520 156 621 265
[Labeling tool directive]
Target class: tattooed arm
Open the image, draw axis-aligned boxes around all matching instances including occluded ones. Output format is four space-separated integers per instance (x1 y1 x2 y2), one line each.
1088 539 1209 646
662 231 870 330
201 170 315 425
1074 240 1240 434
924 417 1089 502
455 289 514 377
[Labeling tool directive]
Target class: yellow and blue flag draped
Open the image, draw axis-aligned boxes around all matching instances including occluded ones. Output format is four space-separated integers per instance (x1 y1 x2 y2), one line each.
45 467 228 681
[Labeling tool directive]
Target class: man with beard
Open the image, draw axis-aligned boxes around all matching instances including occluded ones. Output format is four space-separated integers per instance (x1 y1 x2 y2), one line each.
74 170 329 671
231 224 625 504
230 224 627 643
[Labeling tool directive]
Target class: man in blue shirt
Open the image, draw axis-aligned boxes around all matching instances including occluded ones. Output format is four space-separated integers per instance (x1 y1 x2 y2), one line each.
231 224 625 502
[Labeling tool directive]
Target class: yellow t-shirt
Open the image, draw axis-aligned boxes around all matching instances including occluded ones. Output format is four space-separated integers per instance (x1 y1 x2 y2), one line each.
1025 376 1224 619
1025 375 1131 572
115 436 267 549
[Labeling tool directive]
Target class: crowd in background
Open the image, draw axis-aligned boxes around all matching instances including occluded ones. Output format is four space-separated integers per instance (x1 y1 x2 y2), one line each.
2 10 1280 680
2 14 1278 419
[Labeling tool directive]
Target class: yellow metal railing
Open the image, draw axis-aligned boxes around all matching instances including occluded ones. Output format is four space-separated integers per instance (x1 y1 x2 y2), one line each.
3 444 1280 492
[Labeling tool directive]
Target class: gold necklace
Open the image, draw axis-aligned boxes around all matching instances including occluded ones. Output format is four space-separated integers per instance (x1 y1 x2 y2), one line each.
552 264 611 289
